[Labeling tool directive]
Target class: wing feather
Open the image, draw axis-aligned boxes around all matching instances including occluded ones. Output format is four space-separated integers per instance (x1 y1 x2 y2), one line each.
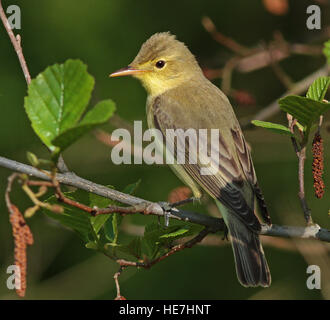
152 96 261 231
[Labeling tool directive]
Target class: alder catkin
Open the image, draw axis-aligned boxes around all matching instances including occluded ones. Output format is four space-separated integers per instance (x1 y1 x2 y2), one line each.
9 205 34 297
312 133 325 199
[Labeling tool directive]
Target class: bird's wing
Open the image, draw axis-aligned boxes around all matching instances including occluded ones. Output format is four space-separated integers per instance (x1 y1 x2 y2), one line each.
152 93 261 232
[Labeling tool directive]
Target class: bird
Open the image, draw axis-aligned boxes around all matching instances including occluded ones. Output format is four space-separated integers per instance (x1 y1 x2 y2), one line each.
110 32 272 287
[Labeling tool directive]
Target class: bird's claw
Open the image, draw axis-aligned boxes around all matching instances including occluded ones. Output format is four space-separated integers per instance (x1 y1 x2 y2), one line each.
157 201 172 227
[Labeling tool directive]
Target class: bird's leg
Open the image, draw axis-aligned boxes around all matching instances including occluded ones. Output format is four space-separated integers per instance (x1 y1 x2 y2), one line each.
157 201 172 227
158 196 201 227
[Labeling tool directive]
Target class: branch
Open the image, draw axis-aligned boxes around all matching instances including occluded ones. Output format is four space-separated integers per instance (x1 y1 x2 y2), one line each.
287 112 313 225
201 16 252 56
297 147 312 224
0 155 329 242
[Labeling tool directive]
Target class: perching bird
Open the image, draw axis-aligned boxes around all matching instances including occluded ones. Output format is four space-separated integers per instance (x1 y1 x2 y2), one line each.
110 32 272 287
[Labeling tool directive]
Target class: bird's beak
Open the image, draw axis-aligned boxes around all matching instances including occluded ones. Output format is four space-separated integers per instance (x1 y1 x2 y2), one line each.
109 66 149 77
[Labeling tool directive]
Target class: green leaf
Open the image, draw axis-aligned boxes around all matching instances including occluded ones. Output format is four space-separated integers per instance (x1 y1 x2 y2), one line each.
117 237 142 259
122 179 141 195
52 99 116 151
85 241 98 250
91 215 111 235
142 237 159 260
143 223 190 243
251 120 294 136
43 186 117 243
142 223 165 258
104 213 122 243
278 95 330 128
44 193 92 242
103 181 140 243
306 77 330 102
159 227 189 238
24 60 95 151
323 40 330 65
141 222 203 260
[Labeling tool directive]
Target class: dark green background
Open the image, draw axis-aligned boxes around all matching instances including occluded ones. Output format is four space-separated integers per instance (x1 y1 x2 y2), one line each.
0 0 329 299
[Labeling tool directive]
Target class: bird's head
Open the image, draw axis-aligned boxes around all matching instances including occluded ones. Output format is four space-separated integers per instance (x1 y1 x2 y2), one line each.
110 32 203 96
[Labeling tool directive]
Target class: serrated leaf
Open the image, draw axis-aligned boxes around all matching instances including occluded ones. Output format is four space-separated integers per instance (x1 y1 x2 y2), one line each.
43 186 117 243
251 120 294 136
323 40 330 65
117 237 142 259
143 223 165 241
44 197 92 242
278 95 330 128
128 237 142 259
306 77 330 102
142 238 160 260
141 223 203 259
52 99 116 151
142 223 166 258
91 215 111 235
24 59 94 151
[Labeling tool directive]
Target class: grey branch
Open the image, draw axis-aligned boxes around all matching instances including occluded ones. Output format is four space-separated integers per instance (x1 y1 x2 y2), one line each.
1 155 329 242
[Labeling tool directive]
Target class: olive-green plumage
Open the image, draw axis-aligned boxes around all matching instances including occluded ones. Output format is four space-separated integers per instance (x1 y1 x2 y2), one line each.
110 32 272 287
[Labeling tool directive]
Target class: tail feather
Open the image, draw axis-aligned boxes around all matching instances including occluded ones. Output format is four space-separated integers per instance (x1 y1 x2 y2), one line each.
226 214 271 287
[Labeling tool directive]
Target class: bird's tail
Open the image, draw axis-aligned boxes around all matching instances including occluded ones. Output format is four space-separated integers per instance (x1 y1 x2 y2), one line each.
224 212 271 287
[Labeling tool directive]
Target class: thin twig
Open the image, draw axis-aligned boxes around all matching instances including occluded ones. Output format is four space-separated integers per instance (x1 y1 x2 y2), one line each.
268 45 293 89
221 56 240 94
287 115 313 224
113 267 126 300
297 147 312 224
5 173 20 215
202 16 252 56
0 1 31 84
241 65 329 128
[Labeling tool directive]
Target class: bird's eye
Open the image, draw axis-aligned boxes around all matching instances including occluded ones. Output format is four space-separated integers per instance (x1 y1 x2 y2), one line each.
155 60 166 69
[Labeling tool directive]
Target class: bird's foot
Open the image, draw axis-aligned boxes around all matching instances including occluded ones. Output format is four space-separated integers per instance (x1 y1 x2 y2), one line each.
157 201 172 227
